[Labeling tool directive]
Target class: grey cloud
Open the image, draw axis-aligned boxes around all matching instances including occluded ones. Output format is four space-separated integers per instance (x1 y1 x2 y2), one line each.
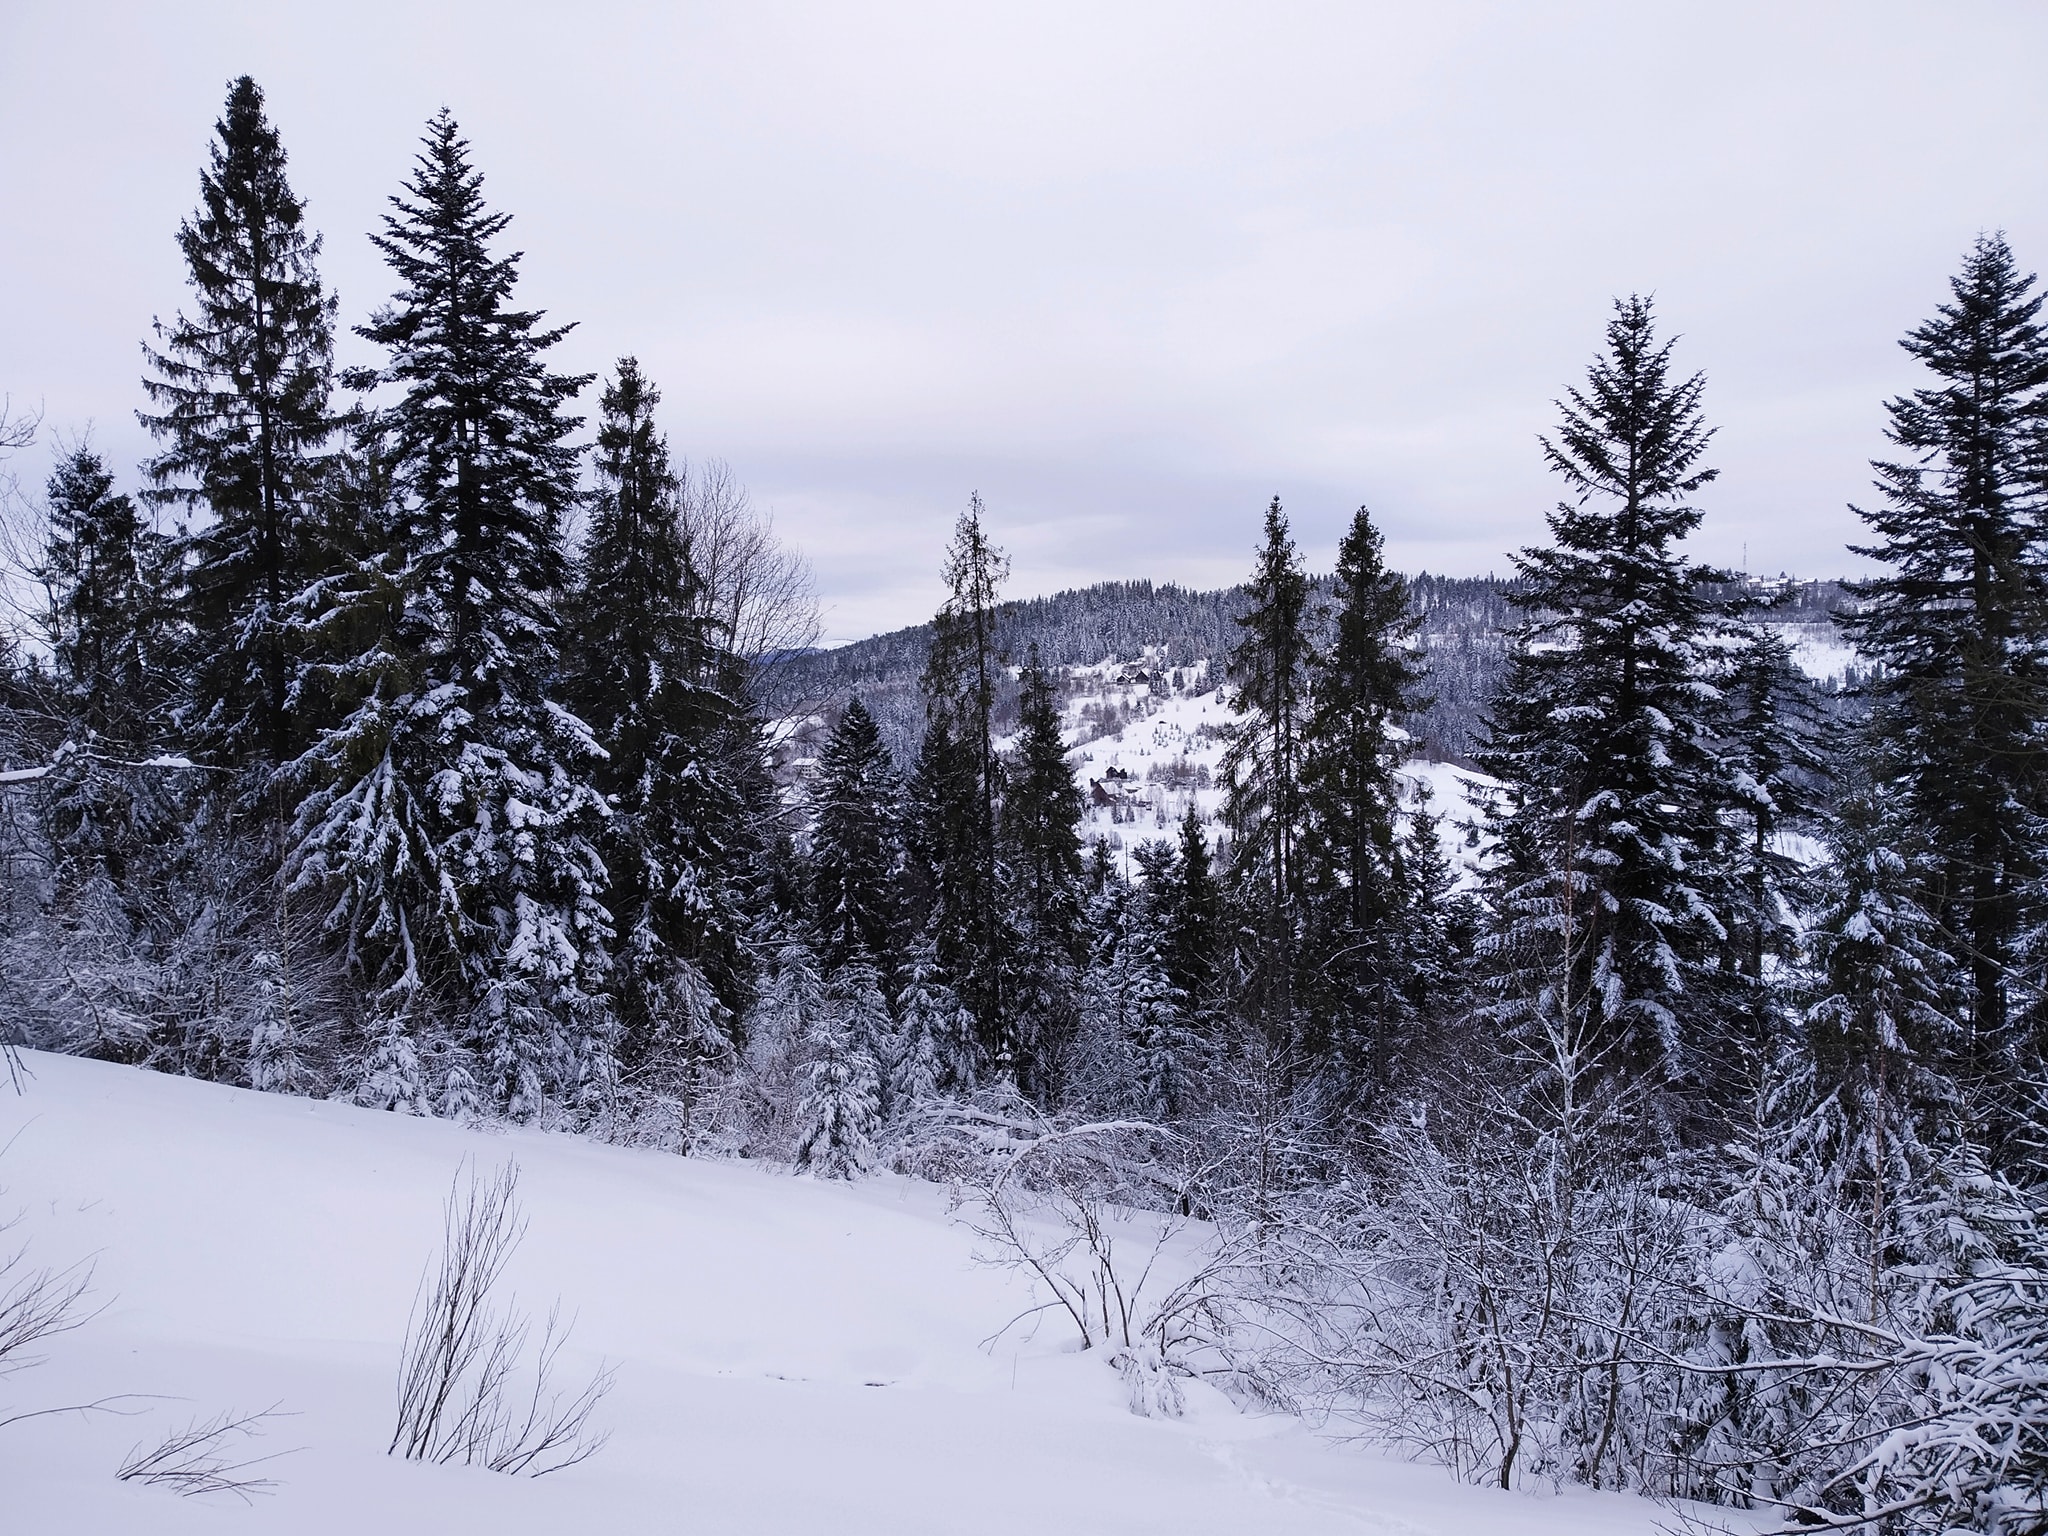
3 1 2044 639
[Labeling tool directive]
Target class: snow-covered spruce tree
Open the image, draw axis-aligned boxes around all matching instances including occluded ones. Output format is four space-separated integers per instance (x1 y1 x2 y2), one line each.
139 75 338 771
1395 782 1471 1026
1645 785 1969 1518
1002 646 1085 1101
1156 806 1226 1027
795 960 884 1178
826 950 894 1098
1722 623 1829 1044
287 113 612 1118
1805 783 1966 1185
1839 234 2048 1084
891 931 972 1105
138 84 346 1084
1298 503 1428 1095
1852 1153 2048 1535
1074 874 1192 1121
808 696 903 974
1475 295 1738 1118
565 358 751 1081
741 929 826 1150
38 446 173 747
1221 497 1315 1055
915 498 1012 1079
19 446 190 1064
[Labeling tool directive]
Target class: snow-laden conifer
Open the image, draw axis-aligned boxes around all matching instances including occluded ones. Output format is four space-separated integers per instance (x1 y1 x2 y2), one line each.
1299 504 1428 1091
892 933 971 1104
1222 497 1314 1046
1002 646 1085 1100
1475 295 1737 1107
808 697 902 973
916 499 1012 1075
287 112 611 1119
1155 808 1225 1026
40 446 174 744
140 75 338 769
29 448 190 1057
566 358 749 1077
1805 785 1964 1167
796 962 884 1178
1075 877 1193 1120
1841 233 2048 1074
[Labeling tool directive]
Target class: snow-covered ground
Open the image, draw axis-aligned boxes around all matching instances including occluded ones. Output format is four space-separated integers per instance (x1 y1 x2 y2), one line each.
1 1051 1706 1534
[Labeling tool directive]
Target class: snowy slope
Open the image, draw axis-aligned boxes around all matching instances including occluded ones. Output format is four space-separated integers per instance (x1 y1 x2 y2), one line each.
1047 653 1495 887
1762 620 1861 688
0 1052 1708 1534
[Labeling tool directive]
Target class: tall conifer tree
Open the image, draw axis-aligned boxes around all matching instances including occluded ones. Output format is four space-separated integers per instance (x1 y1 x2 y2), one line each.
36 448 183 916
1003 645 1085 1098
1840 234 2048 1073
1722 625 1827 1042
140 75 337 768
1299 504 1428 1084
1476 296 1736 1105
40 448 170 743
567 358 749 1072
809 697 903 973
289 112 610 1118
1222 497 1314 1047
1160 806 1226 1021
917 497 1012 1077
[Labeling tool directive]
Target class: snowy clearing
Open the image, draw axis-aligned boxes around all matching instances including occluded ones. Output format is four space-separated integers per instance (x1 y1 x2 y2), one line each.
0 1051 1714 1534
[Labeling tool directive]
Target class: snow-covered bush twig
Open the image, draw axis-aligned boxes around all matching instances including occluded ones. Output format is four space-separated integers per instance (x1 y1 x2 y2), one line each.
0 1224 97 1388
390 1161 614 1477
940 1104 1242 1418
117 1405 294 1500
0 1185 145 1437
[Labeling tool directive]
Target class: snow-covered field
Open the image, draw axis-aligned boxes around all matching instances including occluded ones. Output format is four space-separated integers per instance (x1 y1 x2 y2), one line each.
0 1051 1702 1534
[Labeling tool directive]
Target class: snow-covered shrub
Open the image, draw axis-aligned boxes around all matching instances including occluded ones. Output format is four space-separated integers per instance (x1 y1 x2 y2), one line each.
391 1162 613 1477
941 1111 1241 1414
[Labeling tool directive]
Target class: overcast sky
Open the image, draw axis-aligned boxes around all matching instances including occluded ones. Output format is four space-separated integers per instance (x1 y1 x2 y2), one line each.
3 2 2045 643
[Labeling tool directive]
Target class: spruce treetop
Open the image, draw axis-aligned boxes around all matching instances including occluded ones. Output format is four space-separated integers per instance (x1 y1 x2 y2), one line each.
142 74 337 501
360 109 592 686
140 73 339 765
1889 233 2048 485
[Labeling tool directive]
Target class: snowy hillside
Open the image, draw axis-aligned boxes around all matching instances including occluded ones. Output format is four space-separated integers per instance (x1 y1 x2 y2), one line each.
770 574 1865 775
1 1052 1708 1534
1041 653 1494 887
772 574 1863 895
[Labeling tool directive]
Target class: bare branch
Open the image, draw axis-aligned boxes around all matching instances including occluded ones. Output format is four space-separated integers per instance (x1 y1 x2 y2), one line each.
117 1405 298 1501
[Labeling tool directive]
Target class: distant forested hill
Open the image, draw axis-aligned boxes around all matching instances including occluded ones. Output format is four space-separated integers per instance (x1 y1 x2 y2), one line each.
763 572 1859 767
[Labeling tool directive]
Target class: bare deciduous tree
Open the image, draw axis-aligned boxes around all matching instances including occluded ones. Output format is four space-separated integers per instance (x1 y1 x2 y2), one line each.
0 396 45 644
678 457 820 690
